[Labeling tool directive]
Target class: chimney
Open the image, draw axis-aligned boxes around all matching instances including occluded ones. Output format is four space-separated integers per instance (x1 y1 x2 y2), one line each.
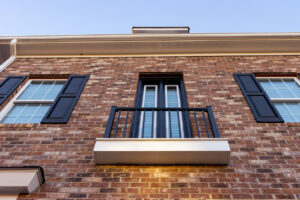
132 27 190 34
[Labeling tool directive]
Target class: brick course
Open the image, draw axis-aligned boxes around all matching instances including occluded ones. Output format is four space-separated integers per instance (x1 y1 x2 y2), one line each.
0 56 299 199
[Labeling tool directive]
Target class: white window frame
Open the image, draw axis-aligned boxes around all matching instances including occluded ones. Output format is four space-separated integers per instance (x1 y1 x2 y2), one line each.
165 85 184 138
138 85 158 138
257 77 300 122
0 79 66 123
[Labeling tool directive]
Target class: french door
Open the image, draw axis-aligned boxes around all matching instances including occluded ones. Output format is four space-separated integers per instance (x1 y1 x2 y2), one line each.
133 76 191 138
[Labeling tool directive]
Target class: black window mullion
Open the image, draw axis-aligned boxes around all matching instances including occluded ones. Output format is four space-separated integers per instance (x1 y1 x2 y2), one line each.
157 80 165 138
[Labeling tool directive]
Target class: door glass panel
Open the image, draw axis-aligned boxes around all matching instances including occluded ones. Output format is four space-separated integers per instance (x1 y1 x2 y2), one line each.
166 86 183 138
139 86 157 138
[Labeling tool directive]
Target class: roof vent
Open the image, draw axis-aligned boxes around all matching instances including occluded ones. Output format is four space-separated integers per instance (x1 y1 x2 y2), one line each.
132 27 190 34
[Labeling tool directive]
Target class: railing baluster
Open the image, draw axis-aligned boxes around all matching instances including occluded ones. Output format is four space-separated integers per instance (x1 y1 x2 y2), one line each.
206 106 220 138
141 111 147 138
113 110 121 138
202 110 210 138
122 109 129 138
176 110 181 138
151 110 154 138
104 106 117 138
194 109 201 138
168 111 172 138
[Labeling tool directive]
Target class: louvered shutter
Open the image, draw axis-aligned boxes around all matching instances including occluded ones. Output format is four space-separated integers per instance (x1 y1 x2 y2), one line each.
0 76 26 105
41 75 89 124
234 73 283 122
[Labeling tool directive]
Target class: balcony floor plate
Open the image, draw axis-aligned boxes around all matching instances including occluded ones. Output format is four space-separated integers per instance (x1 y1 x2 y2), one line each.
94 138 230 165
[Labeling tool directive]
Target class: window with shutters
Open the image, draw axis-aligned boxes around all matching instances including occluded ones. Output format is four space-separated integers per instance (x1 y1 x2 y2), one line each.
258 77 300 122
0 75 89 124
0 79 66 123
234 73 283 123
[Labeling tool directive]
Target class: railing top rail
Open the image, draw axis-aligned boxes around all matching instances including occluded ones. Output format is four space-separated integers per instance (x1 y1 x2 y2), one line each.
115 107 207 112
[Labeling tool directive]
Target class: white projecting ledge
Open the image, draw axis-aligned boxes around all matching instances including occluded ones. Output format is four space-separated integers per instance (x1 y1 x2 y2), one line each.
0 167 44 194
94 138 231 165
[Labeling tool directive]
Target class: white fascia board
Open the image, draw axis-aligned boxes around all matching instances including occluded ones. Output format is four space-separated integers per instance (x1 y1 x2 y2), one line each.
94 138 231 165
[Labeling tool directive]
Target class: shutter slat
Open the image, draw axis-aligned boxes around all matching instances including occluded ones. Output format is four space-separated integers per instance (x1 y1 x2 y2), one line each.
234 73 283 122
41 75 89 124
0 76 27 105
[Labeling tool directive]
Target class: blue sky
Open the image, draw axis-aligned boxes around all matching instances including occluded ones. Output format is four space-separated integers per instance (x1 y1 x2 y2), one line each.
1 0 300 36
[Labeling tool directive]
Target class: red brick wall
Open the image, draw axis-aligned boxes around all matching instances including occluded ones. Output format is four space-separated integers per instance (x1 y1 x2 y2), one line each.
0 56 299 199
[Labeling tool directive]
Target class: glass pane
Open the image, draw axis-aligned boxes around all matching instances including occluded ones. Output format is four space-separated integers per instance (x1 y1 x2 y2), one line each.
143 87 156 107
18 82 41 100
166 86 182 138
288 103 300 115
140 86 156 138
274 103 289 115
274 102 300 122
259 80 273 89
1 104 51 124
143 111 153 138
263 89 280 98
277 89 295 98
2 116 16 124
167 87 179 107
272 80 288 89
45 83 64 100
259 79 300 99
293 89 300 98
168 111 181 138
18 81 65 100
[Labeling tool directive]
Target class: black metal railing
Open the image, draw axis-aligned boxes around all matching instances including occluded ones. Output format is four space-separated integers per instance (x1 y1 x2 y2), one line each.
104 106 220 138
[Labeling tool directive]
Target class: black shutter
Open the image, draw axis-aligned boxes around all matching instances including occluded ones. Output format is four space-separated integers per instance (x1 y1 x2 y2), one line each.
0 76 26 105
41 75 89 124
234 73 283 122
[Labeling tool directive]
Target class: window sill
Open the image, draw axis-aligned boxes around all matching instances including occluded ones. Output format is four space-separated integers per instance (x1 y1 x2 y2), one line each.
94 138 231 165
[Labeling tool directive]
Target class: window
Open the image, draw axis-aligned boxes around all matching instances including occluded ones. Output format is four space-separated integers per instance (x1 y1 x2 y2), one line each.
0 80 65 123
138 85 158 138
258 77 300 122
134 74 190 138
165 85 184 138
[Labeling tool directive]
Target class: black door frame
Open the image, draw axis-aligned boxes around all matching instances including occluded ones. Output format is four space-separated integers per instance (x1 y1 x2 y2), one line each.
131 73 192 138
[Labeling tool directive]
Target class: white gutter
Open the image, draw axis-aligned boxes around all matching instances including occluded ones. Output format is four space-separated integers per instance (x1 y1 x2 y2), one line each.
1 32 300 58
0 32 300 40
0 39 17 73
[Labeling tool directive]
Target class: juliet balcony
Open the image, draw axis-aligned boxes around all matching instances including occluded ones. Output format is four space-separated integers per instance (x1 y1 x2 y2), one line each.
94 106 230 165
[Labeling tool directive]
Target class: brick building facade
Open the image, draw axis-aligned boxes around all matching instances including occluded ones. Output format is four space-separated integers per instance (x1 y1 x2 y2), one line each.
0 29 299 199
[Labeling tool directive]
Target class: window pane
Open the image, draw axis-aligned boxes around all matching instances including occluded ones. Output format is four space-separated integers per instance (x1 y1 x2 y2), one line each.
168 111 181 138
45 83 65 100
1 104 51 124
140 86 156 138
274 102 300 122
143 111 154 138
259 79 300 99
18 81 65 100
143 87 156 107
167 87 179 107
166 86 182 138
259 80 273 89
271 80 288 89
